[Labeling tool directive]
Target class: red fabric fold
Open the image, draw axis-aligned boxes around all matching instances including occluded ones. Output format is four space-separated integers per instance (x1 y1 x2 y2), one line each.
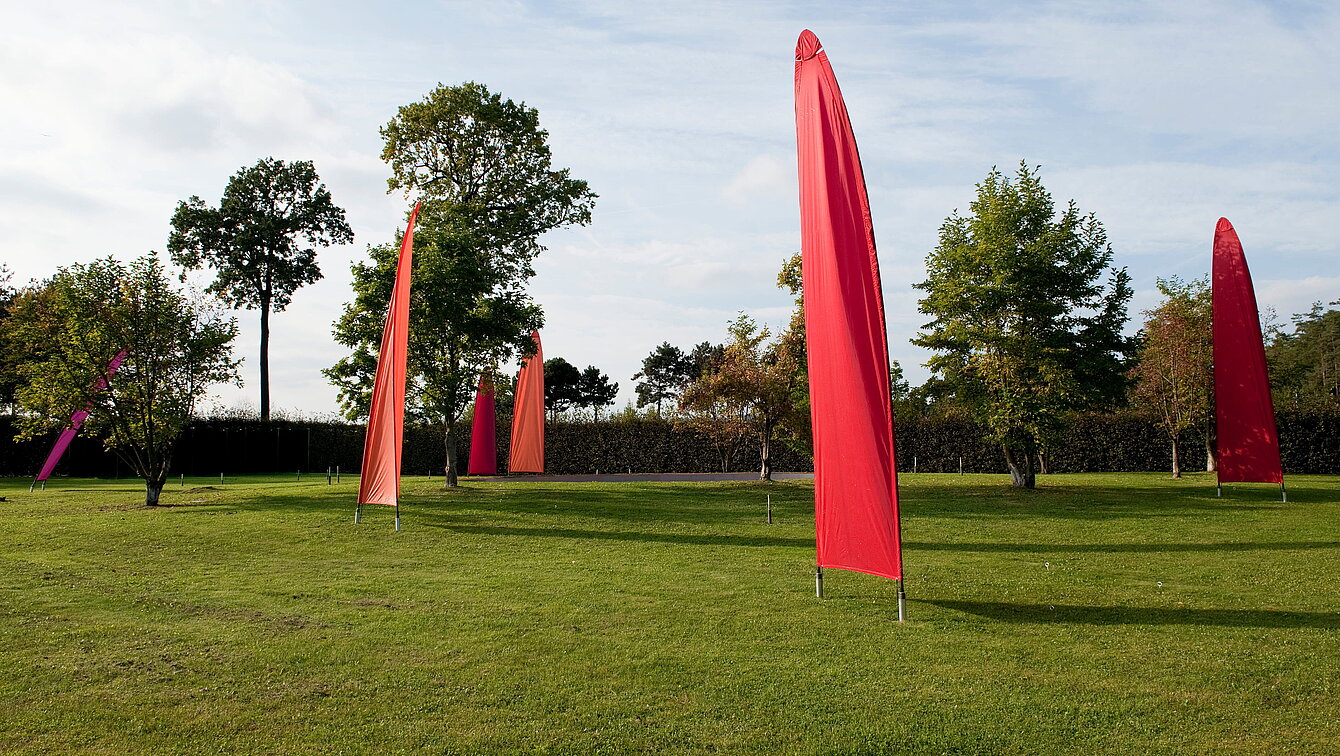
794 30 903 581
467 375 497 475
358 204 419 506
508 332 545 473
1212 218 1283 484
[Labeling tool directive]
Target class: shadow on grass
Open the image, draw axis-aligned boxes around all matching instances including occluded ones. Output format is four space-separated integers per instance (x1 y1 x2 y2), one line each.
906 541 1340 554
426 523 812 549
925 599 1340 629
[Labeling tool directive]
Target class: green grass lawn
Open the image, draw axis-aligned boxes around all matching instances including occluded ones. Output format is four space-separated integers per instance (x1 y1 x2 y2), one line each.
0 472 1336 754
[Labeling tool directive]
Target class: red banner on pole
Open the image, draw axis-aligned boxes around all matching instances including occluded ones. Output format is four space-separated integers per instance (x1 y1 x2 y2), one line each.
36 349 127 482
794 30 903 582
508 332 545 473
1212 218 1283 484
358 204 419 507
467 374 497 475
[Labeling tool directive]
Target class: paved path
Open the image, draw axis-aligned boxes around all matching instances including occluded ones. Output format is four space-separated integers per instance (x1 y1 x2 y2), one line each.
466 472 814 483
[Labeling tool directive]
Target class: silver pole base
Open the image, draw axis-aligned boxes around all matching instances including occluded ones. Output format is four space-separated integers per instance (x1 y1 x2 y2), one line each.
815 566 824 599
897 580 907 622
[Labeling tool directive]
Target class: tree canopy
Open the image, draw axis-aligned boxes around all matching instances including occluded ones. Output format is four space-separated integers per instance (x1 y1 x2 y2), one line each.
1129 276 1213 477
328 81 595 486
913 162 1133 488
1267 301 1340 411
168 157 352 420
7 254 238 505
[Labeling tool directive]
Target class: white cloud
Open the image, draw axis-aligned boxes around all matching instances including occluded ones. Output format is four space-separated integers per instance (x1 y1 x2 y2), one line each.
720 154 791 206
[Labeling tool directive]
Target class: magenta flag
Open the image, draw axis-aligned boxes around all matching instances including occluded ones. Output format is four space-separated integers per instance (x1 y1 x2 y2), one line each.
794 30 902 582
359 204 419 508
1212 218 1283 484
467 375 497 475
36 349 127 482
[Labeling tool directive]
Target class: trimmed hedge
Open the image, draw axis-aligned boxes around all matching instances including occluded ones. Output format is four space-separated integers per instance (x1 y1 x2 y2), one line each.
1 411 1335 479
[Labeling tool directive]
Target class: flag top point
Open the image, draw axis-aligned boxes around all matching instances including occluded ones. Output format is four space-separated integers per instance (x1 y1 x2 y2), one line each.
796 30 821 60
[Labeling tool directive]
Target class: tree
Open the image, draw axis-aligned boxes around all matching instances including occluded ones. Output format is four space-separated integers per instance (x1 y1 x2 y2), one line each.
1129 276 1212 478
633 343 690 414
168 158 352 421
577 366 619 419
328 82 595 487
775 252 813 458
543 357 583 418
681 314 804 481
7 254 238 506
914 162 1133 488
1267 301 1340 410
0 264 21 413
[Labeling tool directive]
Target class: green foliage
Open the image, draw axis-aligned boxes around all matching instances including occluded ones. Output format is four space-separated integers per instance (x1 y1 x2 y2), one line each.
1128 276 1213 477
914 162 1134 487
0 264 20 412
328 81 594 486
1268 301 1340 411
632 341 719 414
679 314 806 480
5 255 238 503
168 157 352 421
543 357 583 416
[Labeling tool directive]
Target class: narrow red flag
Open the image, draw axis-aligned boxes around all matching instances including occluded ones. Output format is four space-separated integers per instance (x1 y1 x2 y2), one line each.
358 204 419 507
508 332 545 473
36 349 127 482
467 374 498 475
1212 218 1283 484
794 30 903 583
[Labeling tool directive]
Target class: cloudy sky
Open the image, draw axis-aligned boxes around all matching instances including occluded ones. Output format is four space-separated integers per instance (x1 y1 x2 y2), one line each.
3 0 1337 417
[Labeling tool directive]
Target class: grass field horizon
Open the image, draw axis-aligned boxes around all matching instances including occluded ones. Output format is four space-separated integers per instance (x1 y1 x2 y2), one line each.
1 472 1336 754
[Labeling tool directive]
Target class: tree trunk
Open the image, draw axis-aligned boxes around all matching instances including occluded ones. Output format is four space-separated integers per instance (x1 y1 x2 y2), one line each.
759 421 773 481
1170 433 1182 479
1002 444 1036 489
443 425 459 488
1204 420 1218 472
259 300 271 421
144 476 166 507
1037 450 1050 475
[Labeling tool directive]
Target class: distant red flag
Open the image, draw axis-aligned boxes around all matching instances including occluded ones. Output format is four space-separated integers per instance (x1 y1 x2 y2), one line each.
467 374 497 475
358 204 419 507
1212 218 1283 484
794 30 903 582
36 349 127 482
508 332 545 473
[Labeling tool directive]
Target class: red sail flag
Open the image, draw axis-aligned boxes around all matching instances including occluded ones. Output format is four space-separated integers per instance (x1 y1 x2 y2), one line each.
794 30 902 581
508 332 545 473
36 349 128 482
1212 218 1283 484
358 203 419 506
467 374 497 475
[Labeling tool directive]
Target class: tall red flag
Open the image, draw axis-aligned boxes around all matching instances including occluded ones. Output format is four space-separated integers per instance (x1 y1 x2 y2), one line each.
508 332 545 473
794 30 903 591
36 349 127 482
467 374 497 475
358 204 419 514
1212 218 1283 485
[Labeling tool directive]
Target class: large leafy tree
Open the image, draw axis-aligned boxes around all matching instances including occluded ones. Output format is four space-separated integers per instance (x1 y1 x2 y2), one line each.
7 254 238 506
1267 301 1340 410
1129 276 1213 478
168 158 352 420
544 357 584 418
914 163 1133 488
577 365 619 419
633 341 721 415
681 314 804 481
328 82 595 486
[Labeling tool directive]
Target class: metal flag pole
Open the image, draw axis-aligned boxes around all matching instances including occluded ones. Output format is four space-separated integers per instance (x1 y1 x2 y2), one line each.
354 499 362 524
394 499 401 532
896 579 907 622
28 477 36 493
1281 482 1287 502
767 494 772 524
1216 483 1223 497
815 565 824 599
